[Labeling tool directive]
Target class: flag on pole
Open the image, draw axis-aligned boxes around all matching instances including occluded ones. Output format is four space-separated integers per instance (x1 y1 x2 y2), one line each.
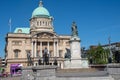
108 36 111 45
8 18 11 32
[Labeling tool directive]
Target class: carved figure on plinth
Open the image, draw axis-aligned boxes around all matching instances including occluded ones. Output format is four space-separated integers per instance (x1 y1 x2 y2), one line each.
27 52 33 66
64 21 89 69
71 22 78 37
53 57 58 66
43 47 49 65
64 48 71 59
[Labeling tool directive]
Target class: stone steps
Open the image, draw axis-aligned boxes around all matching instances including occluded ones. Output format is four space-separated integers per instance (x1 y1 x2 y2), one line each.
56 68 102 73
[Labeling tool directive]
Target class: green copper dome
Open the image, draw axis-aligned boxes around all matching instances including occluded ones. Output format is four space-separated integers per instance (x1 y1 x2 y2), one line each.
32 1 50 18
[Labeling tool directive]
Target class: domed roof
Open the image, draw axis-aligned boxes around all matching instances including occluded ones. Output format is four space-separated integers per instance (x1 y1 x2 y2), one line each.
32 1 50 18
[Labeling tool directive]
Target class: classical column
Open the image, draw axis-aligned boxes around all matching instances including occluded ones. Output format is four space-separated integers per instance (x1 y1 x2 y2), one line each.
61 62 64 69
56 40 59 57
39 42 40 57
47 41 50 54
35 41 37 57
40 42 42 57
31 41 34 57
54 40 56 57
58 62 60 67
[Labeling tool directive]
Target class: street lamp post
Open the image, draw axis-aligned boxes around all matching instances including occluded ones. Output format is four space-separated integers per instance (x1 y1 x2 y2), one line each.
108 37 112 63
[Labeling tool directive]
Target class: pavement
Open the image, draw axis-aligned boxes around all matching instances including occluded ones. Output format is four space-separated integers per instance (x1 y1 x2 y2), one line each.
0 76 21 80
56 71 109 77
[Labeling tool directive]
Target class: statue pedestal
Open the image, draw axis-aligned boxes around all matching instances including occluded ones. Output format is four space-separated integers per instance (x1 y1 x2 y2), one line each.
64 58 89 69
70 36 81 59
64 36 89 69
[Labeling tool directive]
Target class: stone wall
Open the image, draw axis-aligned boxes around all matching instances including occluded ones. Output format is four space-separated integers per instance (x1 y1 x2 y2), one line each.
107 64 120 80
21 64 120 80
21 65 57 80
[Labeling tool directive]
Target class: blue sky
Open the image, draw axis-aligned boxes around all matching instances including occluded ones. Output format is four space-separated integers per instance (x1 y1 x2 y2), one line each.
0 0 120 58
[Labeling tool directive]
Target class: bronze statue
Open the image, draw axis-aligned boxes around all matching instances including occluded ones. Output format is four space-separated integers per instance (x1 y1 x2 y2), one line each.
43 47 49 65
27 52 33 66
53 57 58 66
38 57 42 65
71 22 78 37
64 48 71 59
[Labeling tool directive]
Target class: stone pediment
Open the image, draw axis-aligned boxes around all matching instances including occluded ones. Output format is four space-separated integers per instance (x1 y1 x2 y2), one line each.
32 32 58 39
38 32 53 38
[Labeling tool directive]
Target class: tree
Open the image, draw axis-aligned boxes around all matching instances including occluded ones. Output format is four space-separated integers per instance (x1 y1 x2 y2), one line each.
87 44 109 64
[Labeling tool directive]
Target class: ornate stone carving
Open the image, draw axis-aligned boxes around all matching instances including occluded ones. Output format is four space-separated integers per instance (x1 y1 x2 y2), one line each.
37 32 54 39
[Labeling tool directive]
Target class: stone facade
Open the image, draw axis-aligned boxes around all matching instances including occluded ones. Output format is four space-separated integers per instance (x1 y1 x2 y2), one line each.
5 1 71 73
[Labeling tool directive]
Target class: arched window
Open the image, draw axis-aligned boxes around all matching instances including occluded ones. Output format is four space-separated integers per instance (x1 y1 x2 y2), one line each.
40 21 41 26
46 22 47 26
37 21 39 26
48 22 50 26
14 49 21 58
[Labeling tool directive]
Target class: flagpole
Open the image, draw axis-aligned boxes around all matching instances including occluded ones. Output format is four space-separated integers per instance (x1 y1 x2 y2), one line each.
108 36 112 62
9 18 11 32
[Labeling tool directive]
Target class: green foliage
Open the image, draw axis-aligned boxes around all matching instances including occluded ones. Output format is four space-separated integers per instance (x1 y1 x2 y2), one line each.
87 44 109 64
0 67 3 72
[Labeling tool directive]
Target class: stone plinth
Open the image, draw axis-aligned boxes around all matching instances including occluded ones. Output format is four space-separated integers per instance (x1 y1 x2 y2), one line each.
21 65 57 80
64 36 89 69
70 36 81 59
107 63 120 80
107 63 120 75
21 66 34 80
20 65 118 80
64 58 89 69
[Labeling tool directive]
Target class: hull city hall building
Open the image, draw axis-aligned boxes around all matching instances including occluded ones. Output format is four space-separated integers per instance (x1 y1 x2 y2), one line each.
5 1 71 72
